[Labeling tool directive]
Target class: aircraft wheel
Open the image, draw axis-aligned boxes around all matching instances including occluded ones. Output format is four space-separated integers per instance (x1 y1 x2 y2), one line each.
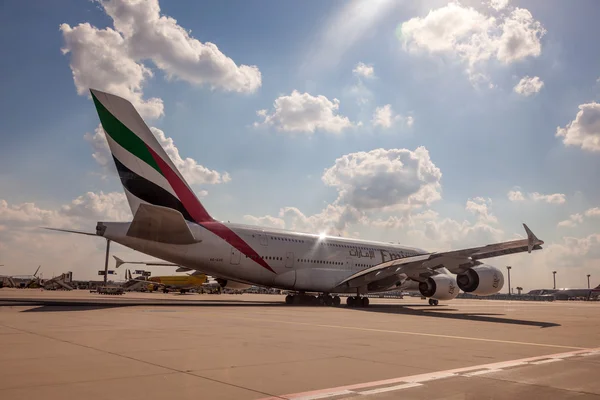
361 297 370 307
428 299 439 306
333 296 341 306
285 294 294 305
346 296 355 307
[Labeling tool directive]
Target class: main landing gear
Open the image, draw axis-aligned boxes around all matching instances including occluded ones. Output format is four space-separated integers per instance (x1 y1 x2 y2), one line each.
346 296 370 308
285 293 341 306
428 299 439 306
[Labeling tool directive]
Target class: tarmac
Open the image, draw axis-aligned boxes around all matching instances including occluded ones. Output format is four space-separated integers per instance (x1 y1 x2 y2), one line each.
0 289 599 399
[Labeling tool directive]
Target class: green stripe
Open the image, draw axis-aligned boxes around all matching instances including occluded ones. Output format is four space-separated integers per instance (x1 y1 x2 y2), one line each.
92 92 162 175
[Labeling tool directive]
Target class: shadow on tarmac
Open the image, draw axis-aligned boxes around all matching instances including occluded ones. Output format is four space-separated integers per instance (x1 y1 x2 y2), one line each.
0 298 560 327
350 303 561 328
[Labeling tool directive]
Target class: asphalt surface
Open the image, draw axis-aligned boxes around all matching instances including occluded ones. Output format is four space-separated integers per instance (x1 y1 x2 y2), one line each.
0 289 599 399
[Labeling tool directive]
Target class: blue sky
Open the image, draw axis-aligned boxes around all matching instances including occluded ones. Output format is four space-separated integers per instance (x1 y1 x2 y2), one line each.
1 0 599 289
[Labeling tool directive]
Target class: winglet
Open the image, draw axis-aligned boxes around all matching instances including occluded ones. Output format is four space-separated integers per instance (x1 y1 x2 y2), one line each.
523 223 543 253
113 256 126 269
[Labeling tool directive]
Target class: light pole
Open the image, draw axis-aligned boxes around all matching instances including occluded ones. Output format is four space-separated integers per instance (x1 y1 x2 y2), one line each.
587 274 591 289
507 266 512 295
553 271 557 290
103 239 111 285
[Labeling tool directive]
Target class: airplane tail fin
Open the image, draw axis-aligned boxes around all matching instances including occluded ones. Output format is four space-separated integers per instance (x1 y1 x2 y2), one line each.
90 89 213 224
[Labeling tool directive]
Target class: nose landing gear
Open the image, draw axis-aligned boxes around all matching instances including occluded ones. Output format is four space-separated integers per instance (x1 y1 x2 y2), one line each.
428 299 439 306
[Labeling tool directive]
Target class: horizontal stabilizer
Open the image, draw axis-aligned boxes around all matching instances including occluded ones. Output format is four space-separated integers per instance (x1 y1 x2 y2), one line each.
113 256 125 269
42 227 98 236
126 203 200 245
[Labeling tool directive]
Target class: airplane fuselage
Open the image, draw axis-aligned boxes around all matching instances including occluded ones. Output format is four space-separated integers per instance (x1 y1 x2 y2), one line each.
100 220 428 294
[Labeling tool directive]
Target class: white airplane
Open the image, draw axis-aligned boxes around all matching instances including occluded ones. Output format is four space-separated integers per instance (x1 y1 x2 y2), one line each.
48 89 544 307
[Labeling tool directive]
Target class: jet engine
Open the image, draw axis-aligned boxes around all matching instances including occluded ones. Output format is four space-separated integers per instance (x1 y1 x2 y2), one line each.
456 265 504 296
215 278 252 290
418 274 459 301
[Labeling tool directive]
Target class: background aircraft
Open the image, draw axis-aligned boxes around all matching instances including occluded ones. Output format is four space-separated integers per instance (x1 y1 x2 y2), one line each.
528 284 600 300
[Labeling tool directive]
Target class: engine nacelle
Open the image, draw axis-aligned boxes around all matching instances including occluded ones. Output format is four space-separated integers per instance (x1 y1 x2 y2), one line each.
456 265 504 296
418 274 459 301
215 278 252 290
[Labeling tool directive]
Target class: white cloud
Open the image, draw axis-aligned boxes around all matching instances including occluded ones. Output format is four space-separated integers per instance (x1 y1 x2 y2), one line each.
255 90 353 134
465 197 498 223
0 200 61 226
529 192 566 204
60 22 164 119
353 62 374 78
557 214 583 228
150 127 231 185
322 147 442 211
243 215 285 230
585 207 600 217
101 0 261 93
0 191 130 241
399 2 545 83
558 207 600 228
0 192 140 279
372 104 399 128
508 190 565 204
514 76 544 96
556 102 600 152
60 192 131 221
489 0 510 11
507 190 525 201
496 8 545 64
245 146 442 235
84 124 111 168
372 105 414 129
60 0 261 120
370 210 439 230
279 205 364 235
407 217 504 251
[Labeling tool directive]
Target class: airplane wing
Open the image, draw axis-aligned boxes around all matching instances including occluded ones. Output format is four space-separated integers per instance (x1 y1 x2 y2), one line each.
336 224 543 290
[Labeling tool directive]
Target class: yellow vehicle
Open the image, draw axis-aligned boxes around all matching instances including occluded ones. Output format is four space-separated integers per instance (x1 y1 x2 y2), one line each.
148 273 207 293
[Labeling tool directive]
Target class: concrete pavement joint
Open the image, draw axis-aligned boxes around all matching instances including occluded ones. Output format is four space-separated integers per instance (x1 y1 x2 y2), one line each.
0 322 285 399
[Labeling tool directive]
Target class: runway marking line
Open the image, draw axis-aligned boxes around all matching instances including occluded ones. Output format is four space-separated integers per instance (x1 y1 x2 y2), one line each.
228 316 586 350
258 347 600 400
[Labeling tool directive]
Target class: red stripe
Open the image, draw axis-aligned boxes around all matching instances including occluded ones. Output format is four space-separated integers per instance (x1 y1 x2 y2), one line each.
147 146 213 223
147 146 275 274
202 222 275 273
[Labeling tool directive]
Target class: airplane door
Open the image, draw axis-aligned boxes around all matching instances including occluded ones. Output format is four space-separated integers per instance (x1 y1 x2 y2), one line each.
230 247 241 265
345 257 354 271
259 231 268 246
285 252 294 268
